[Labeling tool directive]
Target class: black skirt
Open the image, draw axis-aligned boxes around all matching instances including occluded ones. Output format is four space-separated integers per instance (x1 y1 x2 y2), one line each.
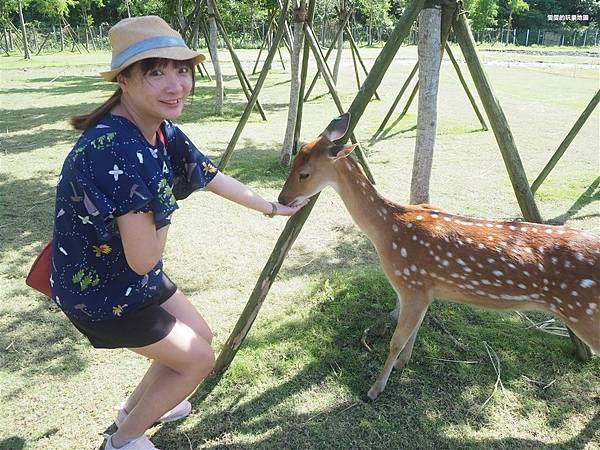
66 273 178 349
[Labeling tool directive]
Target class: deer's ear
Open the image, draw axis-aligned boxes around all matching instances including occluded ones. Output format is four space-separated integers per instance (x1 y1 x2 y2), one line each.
322 113 351 142
329 143 358 160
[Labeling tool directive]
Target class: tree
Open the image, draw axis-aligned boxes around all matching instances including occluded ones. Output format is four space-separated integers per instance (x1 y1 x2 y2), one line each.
464 0 499 32
507 0 528 32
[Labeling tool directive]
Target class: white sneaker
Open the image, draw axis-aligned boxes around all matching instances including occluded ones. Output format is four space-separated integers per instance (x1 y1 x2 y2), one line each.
114 400 192 428
105 434 158 450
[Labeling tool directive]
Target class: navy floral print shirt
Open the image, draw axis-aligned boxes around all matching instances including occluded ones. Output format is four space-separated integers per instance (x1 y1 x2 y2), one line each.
50 113 219 321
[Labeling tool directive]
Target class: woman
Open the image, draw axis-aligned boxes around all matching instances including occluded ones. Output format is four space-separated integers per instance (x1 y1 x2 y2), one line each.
51 16 306 450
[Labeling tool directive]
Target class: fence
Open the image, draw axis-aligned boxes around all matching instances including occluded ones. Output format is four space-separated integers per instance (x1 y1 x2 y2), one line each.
2 20 598 57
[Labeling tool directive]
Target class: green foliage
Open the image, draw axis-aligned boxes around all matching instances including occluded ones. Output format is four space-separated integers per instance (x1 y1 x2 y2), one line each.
464 0 500 31
33 0 78 19
355 0 392 28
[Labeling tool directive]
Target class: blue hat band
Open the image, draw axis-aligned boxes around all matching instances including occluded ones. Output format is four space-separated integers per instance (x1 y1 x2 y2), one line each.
111 36 189 70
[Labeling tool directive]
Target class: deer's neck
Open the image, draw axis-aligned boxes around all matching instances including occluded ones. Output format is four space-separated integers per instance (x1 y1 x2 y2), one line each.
332 157 400 244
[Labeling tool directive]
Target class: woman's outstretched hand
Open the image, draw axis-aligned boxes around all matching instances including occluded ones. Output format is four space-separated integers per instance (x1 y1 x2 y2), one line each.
274 199 309 217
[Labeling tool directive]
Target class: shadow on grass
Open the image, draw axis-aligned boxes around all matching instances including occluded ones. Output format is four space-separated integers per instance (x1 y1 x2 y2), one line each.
546 176 600 225
150 265 599 449
0 436 25 450
0 172 55 277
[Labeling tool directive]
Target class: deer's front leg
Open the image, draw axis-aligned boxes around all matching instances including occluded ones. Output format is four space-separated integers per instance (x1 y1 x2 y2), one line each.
365 290 431 401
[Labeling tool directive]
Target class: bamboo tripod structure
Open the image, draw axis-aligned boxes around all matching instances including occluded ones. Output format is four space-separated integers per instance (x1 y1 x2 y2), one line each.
302 7 382 102
201 3 268 120
217 0 375 184
193 0 591 400
374 43 488 137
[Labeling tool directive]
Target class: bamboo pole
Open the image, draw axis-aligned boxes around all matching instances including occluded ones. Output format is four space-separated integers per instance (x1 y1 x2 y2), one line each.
304 23 375 184
252 10 276 74
206 0 425 390
303 9 351 101
375 61 418 136
444 44 487 130
452 10 542 223
292 0 316 154
218 0 290 170
344 23 380 100
212 11 268 121
531 90 600 195
345 0 425 137
350 35 361 90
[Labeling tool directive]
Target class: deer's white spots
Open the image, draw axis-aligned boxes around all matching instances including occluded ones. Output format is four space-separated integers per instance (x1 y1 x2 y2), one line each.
471 280 480 286
412 235 418 241
551 257 558 265
392 224 399 233
392 242 398 250
464 267 473 273
558 229 566 235
395 270 402 276
506 280 514 285
518 283 527 289
451 273 460 278
531 227 538 233
521 227 528 232
431 213 439 218
569 316 579 323
560 283 567 289
537 263 545 272
447 251 454 258
481 279 491 285
564 260 573 268
538 247 545 254
411 265 418 272
509 225 517 231
545 229 553 234
419 240 425 246
466 238 473 244
586 307 596 316
575 252 585 262
406 223 413 229
457 258 466 266
434 255 441 262
369 196 374 202
492 270 504 277
580 279 596 288
420 269 427 275
403 268 410 276
382 208 388 215
444 217 451 222
487 236 494 241
477 223 484 228
478 243 485 249
400 248 408 257
523 271 530 277
486 223 493 228
416 215 423 221
589 303 597 310
476 290 486 295
435 225 442 231
571 291 579 297
576 301 582 307
442 260 450 267
466 284 475 290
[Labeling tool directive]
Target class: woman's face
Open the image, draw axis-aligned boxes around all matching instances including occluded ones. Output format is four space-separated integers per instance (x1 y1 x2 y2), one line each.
119 59 194 122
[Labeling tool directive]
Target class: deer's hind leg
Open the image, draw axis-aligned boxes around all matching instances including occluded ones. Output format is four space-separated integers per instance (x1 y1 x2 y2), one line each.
365 289 431 401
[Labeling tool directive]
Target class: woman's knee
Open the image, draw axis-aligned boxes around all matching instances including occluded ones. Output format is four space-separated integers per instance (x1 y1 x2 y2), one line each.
181 335 215 381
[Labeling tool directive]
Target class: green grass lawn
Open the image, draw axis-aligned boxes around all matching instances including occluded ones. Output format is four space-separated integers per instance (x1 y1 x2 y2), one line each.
1 45 599 450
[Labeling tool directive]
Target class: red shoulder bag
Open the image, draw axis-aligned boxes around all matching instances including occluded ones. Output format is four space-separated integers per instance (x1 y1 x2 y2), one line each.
25 240 53 298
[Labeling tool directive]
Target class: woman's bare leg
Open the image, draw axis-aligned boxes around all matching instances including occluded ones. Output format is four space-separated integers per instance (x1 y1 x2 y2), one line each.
110 307 214 447
121 290 213 413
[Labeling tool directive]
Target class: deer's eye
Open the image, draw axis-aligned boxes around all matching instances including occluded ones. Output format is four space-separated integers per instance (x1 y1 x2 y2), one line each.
299 173 310 181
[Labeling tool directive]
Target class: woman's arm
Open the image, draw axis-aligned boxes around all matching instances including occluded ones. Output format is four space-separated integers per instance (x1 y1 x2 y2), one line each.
117 212 169 275
205 172 306 216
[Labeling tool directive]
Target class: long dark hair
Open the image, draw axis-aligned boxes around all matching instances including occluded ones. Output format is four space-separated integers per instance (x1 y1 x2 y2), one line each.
70 58 196 130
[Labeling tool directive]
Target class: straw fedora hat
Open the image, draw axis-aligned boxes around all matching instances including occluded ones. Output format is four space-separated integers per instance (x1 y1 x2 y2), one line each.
101 16 206 81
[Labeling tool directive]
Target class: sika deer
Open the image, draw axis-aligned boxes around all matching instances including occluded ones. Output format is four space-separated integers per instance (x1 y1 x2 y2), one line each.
278 113 599 401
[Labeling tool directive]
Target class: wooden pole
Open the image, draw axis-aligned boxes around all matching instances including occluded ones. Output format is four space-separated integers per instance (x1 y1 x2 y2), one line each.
531 90 600 194
344 23 380 100
452 9 542 223
444 44 488 130
203 0 425 392
252 10 276 74
218 0 290 170
303 9 351 101
292 0 316 155
410 3 442 204
345 0 425 137
212 11 268 121
304 23 376 184
375 61 418 136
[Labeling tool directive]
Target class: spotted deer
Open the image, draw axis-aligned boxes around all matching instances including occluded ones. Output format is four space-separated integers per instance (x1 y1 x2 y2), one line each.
278 113 600 401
